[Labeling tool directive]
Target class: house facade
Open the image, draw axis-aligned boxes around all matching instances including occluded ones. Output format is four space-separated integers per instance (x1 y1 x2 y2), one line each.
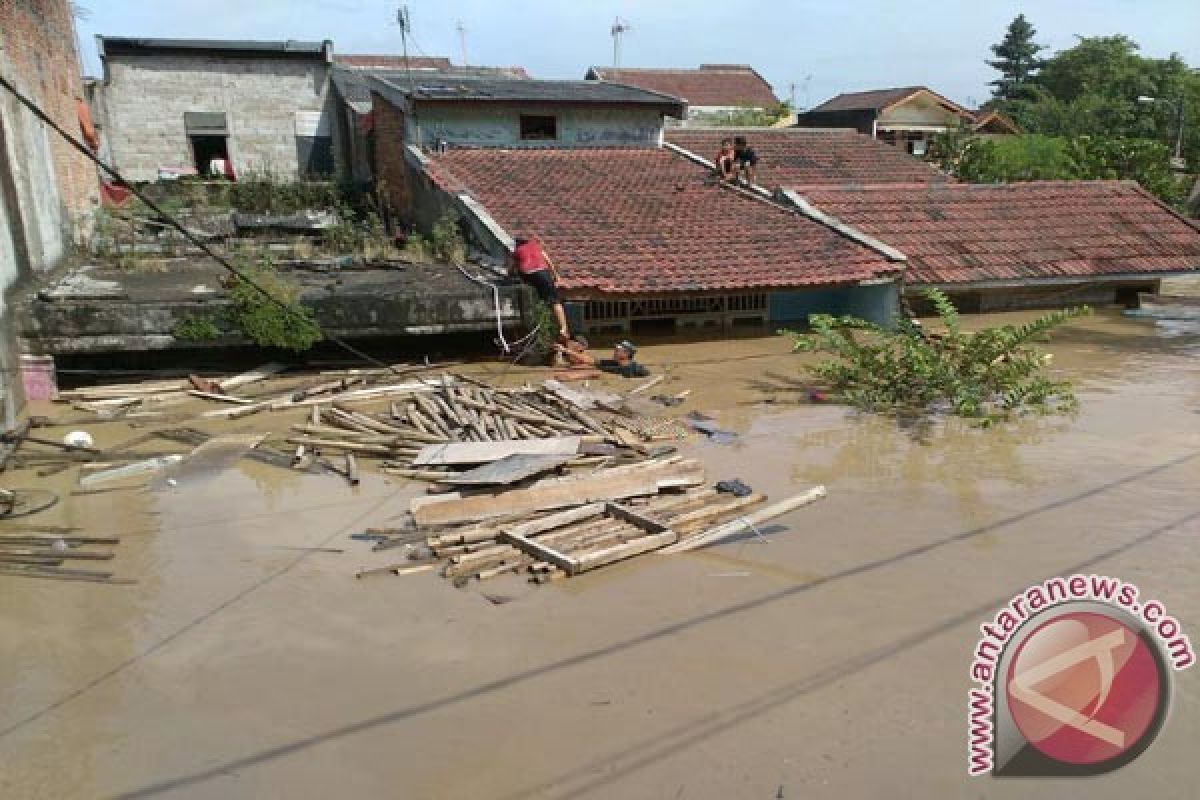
1 0 99 420
584 65 779 126
94 37 341 181
796 86 977 156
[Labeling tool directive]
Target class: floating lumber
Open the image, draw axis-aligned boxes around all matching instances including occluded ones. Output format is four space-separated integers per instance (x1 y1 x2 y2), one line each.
413 460 705 527
216 362 287 392
79 455 184 487
661 486 827 553
412 437 582 467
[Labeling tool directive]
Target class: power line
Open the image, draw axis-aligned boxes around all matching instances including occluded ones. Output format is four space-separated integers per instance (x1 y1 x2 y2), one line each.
0 72 397 373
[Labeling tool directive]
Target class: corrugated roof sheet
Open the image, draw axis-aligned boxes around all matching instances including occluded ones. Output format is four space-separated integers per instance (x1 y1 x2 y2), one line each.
802 181 1200 285
422 147 899 295
665 127 948 189
370 73 685 114
586 65 778 107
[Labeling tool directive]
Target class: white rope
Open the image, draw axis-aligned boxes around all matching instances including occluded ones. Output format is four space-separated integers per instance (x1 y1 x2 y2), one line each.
451 260 513 354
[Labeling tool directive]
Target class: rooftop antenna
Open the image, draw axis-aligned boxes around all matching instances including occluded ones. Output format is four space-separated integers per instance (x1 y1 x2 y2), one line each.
611 17 632 70
456 19 468 66
397 5 420 142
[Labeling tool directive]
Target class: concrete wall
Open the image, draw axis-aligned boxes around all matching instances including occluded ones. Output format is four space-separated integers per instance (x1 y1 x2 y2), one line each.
0 0 98 422
409 102 663 148
99 51 341 181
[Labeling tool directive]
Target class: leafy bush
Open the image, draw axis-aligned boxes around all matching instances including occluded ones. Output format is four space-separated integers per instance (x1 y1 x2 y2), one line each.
226 258 323 351
229 175 342 214
173 313 222 342
429 212 467 263
783 289 1090 418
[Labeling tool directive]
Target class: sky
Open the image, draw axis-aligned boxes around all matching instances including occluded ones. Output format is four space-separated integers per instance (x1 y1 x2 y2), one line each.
75 0 1200 108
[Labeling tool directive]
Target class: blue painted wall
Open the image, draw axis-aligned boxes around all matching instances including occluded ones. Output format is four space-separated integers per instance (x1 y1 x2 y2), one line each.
769 282 898 327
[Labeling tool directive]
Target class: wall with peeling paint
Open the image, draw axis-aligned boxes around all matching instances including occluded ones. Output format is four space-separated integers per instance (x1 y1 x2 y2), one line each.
409 103 663 149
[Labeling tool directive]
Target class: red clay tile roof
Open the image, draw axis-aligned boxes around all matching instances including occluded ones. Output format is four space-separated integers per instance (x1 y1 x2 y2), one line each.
423 148 899 295
665 128 949 189
801 181 1200 285
810 86 970 115
587 65 778 108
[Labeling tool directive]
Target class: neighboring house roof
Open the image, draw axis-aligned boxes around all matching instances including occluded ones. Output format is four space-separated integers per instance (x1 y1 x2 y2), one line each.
972 110 1021 134
420 147 899 295
337 55 453 70
97 36 332 60
336 54 530 78
370 73 686 116
332 66 531 113
664 127 948 189
585 64 778 108
809 86 971 117
800 181 1200 286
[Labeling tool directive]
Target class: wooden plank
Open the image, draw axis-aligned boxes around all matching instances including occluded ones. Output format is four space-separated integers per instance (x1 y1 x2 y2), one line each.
662 486 827 554
437 453 572 486
605 502 669 533
79 455 184 486
412 465 699 527
412 437 581 467
217 362 287 392
498 530 575 573
574 529 679 573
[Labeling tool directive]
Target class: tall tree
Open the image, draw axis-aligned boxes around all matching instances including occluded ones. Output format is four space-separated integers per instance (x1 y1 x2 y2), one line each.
988 14 1045 101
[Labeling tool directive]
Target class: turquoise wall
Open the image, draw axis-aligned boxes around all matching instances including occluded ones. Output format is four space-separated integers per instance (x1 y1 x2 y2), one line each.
769 282 898 327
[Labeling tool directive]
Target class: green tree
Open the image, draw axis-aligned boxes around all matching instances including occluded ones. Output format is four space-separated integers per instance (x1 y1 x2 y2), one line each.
988 14 1045 102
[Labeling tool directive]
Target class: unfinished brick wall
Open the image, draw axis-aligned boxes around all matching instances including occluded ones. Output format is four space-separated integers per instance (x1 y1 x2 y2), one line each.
371 91 412 218
0 0 98 240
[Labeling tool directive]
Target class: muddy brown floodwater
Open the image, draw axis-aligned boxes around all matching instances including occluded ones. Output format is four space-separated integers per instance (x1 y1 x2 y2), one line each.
1 309 1199 799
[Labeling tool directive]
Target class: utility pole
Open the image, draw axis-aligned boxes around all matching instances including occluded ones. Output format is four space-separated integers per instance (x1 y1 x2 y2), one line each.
456 20 468 66
611 17 632 70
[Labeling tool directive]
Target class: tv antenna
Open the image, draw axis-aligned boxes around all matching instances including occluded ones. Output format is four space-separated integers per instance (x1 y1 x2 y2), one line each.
611 17 632 69
456 20 469 66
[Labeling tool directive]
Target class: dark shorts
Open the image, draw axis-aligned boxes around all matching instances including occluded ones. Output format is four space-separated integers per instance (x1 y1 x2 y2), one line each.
521 269 559 303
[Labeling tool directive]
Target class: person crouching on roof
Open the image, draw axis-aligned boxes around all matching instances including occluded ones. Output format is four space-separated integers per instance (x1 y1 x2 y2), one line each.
510 234 570 341
733 135 758 185
715 137 736 182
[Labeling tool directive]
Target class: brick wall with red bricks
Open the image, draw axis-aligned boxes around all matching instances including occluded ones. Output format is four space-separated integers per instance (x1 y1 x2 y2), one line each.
0 0 98 234
370 90 412 217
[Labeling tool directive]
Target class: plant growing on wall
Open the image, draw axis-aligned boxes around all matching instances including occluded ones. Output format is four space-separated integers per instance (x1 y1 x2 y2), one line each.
227 257 323 351
782 289 1090 418
173 257 322 351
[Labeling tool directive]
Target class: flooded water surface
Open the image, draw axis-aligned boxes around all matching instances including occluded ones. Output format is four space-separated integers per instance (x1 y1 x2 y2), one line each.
1 310 1198 798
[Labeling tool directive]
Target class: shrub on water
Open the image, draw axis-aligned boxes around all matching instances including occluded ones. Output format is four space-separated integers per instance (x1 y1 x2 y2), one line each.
782 288 1090 419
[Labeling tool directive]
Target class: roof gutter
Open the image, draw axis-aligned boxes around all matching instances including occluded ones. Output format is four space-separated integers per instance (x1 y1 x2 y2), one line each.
911 273 1200 291
403 145 517 254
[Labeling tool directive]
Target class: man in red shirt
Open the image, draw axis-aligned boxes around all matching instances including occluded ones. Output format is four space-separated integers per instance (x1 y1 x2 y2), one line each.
511 235 569 341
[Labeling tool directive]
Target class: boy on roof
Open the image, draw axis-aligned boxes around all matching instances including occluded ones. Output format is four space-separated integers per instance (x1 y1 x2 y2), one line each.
733 136 758 185
510 234 569 341
715 138 736 181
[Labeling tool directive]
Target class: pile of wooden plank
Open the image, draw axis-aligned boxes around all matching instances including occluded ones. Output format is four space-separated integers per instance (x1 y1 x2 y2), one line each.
299 376 658 478
358 449 828 585
0 530 125 584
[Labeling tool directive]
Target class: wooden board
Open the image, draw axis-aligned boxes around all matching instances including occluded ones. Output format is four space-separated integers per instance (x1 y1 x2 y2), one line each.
412 437 581 467
412 463 703 527
437 453 573 486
